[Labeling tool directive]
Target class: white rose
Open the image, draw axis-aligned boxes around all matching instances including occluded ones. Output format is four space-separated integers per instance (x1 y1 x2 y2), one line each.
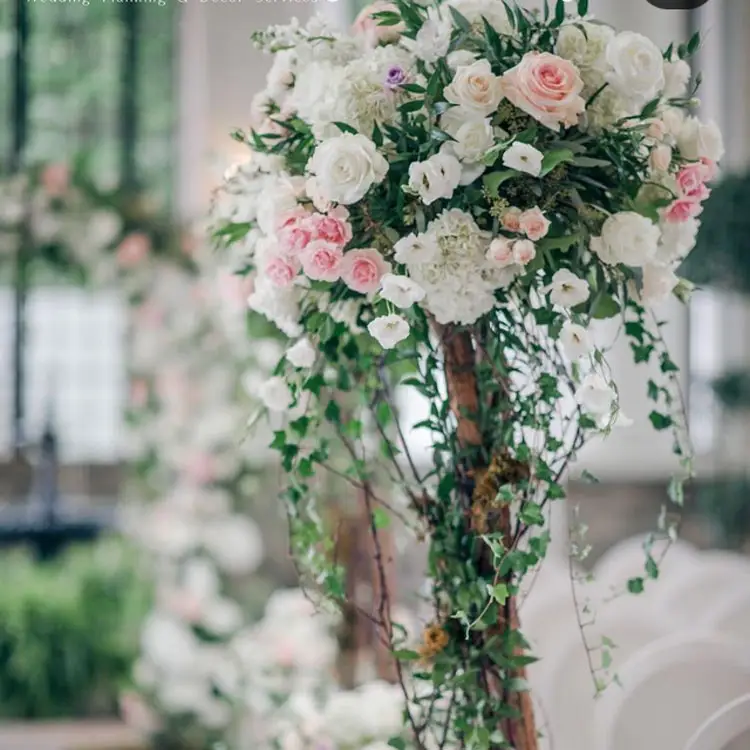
403 7 451 63
547 269 590 308
439 105 471 138
512 239 536 266
560 322 593 360
661 106 686 139
642 263 679 305
308 133 388 205
576 373 617 418
656 216 699 264
444 59 504 117
676 117 724 162
257 176 305 234
408 152 462 205
258 376 293 412
286 337 317 368
590 212 660 267
368 314 410 349
663 58 691 98
606 32 665 106
380 273 426 308
452 118 495 163
502 142 544 177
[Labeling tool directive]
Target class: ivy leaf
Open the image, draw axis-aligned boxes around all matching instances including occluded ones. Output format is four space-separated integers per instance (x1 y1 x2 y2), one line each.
482 170 516 197
627 577 645 595
540 148 575 176
520 503 545 526
373 507 391 529
649 411 673 431
645 556 659 580
589 294 621 320
490 583 509 605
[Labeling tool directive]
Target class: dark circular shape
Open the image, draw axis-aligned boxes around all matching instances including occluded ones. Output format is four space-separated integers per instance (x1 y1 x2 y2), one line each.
647 0 710 9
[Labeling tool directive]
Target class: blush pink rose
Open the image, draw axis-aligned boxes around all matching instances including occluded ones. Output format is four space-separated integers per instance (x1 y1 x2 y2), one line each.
664 198 704 223
310 206 353 248
301 240 345 282
677 163 710 201
340 248 391 293
518 206 551 241
116 232 151 268
512 239 536 266
700 156 719 182
486 237 515 268
501 52 585 132
646 119 667 141
501 207 523 233
278 221 313 257
352 1 404 47
41 163 70 198
265 255 299 287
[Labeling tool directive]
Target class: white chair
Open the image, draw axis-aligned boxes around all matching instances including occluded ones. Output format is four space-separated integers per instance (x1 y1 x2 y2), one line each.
701 587 750 645
685 694 750 750
540 597 678 750
661 551 750 624
594 536 699 595
595 633 750 750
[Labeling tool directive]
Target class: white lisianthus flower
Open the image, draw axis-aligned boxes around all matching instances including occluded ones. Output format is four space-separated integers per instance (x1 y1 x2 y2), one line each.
663 57 691 98
408 152 462 205
605 32 665 106
380 273 426 308
590 212 660 267
560 321 593 360
286 337 317 368
368 314 410 349
393 232 440 264
308 133 388 205
502 142 544 177
661 106 686 139
444 59 504 117
402 7 451 63
641 263 679 304
676 117 725 162
258 376 293 412
547 269 590 307
576 373 617 419
452 118 495 163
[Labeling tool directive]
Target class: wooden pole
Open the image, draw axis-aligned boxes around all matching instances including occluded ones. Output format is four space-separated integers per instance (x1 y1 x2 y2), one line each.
441 325 539 750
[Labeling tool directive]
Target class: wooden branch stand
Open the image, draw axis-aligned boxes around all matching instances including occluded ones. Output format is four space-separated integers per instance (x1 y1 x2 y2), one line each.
442 325 539 750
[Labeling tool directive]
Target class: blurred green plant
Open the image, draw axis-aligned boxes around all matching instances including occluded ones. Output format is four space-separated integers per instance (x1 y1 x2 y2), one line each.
0 537 150 719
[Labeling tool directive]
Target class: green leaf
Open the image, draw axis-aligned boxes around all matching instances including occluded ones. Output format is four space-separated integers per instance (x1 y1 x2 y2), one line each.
537 232 581 253
324 400 341 423
627 577 645 595
577 0 589 17
373 507 391 530
571 156 612 169
490 583 509 605
392 649 420 662
687 30 701 56
399 99 424 114
640 97 662 119
388 737 407 750
507 677 531 692
520 503 545 527
501 0 517 30
332 121 358 135
645 556 659 580
590 294 621 320
540 148 575 176
481 16 504 61
448 5 471 32
482 170 516 197
649 411 673 431
667 475 685 506
553 0 566 26
372 122 383 148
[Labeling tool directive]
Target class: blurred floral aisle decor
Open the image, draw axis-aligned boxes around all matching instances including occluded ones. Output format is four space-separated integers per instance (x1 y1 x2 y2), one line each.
213 0 723 746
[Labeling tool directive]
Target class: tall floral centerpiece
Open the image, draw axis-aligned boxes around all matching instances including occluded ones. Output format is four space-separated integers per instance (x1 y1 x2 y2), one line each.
215 0 722 746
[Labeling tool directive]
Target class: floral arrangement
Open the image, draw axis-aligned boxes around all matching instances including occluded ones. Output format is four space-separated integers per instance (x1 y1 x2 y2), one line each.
213 0 722 746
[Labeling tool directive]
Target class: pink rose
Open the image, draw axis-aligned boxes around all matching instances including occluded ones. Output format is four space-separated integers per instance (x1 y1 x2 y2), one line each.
677 163 710 201
700 156 719 182
501 207 523 233
512 239 536 266
116 232 151 268
276 206 311 232
41 163 70 198
664 198 703 223
518 207 550 241
486 237 515 268
310 206 353 248
278 223 313 257
265 255 299 287
301 240 345 282
352 1 404 48
340 248 391 293
501 52 585 132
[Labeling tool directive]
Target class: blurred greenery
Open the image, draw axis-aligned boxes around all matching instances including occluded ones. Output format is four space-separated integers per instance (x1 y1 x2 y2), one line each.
0 537 150 719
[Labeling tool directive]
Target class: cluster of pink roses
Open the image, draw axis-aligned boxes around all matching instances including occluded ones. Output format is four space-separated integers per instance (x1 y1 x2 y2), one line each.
264 205 392 294
664 157 717 224
486 205 551 269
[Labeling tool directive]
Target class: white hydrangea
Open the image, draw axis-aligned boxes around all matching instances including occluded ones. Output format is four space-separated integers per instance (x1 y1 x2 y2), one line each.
404 209 511 325
556 22 615 91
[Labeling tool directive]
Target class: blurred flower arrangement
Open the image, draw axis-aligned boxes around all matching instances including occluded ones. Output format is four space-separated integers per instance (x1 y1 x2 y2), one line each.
212 0 723 745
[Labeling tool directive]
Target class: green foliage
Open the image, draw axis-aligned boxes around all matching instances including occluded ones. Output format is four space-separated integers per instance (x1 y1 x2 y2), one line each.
0 538 150 719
